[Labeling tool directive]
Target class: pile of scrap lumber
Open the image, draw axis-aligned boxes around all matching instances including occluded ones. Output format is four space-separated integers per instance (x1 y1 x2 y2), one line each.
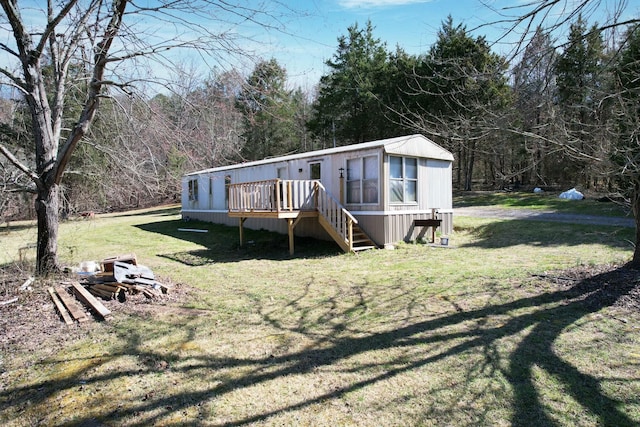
49 254 169 324
48 282 111 324
85 253 169 300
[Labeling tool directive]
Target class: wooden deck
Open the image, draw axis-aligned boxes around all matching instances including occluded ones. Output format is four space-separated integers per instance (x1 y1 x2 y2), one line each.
227 179 376 254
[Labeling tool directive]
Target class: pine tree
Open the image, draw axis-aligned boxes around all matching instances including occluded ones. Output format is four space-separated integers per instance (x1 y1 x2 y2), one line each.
308 21 391 146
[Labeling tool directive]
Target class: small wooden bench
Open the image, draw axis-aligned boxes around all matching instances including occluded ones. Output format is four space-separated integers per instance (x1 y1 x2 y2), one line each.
414 218 442 243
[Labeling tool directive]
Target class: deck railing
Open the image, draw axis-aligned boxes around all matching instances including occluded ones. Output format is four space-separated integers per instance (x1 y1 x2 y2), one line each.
227 179 358 250
228 179 317 212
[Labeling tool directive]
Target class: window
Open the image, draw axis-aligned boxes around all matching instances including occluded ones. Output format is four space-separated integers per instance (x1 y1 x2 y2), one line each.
224 175 231 208
390 156 417 203
188 179 198 201
346 155 378 204
310 162 321 180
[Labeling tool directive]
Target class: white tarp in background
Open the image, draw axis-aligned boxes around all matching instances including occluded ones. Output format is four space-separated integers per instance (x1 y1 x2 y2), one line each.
559 188 584 200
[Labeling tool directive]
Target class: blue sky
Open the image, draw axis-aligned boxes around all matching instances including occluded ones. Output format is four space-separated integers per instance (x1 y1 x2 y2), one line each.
1 0 637 94
265 0 511 89
252 0 639 89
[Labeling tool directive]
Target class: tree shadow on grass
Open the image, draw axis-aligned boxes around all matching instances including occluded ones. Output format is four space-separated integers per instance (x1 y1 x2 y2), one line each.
1 267 638 425
136 218 342 263
458 218 634 250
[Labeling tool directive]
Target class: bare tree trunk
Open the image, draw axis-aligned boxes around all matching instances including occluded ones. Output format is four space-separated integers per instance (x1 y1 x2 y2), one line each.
35 184 59 274
465 140 476 191
630 182 640 268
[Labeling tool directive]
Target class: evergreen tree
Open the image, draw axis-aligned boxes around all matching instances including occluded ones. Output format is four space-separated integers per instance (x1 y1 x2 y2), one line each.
236 59 297 160
613 24 640 265
512 26 559 186
555 15 609 188
308 21 392 146
411 16 511 190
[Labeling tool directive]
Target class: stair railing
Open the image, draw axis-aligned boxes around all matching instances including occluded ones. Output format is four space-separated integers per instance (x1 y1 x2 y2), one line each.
313 181 358 250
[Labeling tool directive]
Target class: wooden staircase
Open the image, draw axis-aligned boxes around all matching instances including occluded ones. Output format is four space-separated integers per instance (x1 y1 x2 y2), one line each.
351 224 377 252
314 182 378 253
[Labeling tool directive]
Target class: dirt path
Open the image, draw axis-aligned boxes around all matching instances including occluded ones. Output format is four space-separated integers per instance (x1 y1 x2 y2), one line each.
454 206 635 228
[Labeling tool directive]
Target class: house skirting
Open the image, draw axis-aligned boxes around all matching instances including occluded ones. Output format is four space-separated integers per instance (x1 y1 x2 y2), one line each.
181 209 453 248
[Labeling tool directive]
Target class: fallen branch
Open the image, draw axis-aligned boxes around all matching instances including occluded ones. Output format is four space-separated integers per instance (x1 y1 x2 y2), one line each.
19 276 34 291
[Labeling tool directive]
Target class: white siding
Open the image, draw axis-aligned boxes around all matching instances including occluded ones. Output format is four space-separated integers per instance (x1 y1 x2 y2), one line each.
425 159 452 210
182 134 455 248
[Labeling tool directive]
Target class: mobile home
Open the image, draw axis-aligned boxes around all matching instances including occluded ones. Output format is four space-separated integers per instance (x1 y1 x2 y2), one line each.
181 134 454 253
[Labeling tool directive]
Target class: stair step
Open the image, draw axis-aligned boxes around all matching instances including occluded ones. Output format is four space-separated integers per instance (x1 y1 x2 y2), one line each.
352 245 376 252
353 238 372 243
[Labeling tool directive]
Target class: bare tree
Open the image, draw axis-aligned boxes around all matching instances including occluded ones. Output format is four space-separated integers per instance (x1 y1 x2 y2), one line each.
483 0 637 56
489 0 640 263
0 1 286 274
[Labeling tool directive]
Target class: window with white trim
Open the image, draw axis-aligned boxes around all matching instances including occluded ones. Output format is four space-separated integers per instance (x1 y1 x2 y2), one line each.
346 155 378 204
390 156 417 203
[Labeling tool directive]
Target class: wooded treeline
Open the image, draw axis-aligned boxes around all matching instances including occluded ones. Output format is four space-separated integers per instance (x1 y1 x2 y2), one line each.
1 15 638 221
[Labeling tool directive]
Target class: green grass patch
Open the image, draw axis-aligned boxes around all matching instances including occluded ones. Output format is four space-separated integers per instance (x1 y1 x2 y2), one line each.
454 191 630 217
0 201 639 426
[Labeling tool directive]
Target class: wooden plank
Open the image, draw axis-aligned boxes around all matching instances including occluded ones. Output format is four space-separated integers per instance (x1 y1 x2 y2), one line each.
156 281 171 294
133 277 155 286
118 283 140 293
48 287 74 325
92 271 117 282
71 282 112 319
142 288 159 299
414 219 441 227
101 253 137 272
92 283 122 292
115 287 127 302
54 286 90 322
88 287 114 300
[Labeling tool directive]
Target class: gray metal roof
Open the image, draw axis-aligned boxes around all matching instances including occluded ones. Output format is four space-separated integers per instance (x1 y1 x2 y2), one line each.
186 134 454 176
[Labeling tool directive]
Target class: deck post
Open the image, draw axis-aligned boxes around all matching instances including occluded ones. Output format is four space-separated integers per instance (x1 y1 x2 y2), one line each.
287 218 295 255
239 217 246 247
347 218 353 251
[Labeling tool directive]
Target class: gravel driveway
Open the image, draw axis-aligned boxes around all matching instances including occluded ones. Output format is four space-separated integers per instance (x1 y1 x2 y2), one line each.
454 206 635 228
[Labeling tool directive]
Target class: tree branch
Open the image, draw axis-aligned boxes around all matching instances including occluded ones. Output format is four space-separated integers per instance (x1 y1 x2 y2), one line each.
0 143 42 189
54 0 128 184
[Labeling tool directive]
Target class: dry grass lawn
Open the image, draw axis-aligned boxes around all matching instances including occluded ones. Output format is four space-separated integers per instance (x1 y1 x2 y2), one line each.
1 204 639 426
